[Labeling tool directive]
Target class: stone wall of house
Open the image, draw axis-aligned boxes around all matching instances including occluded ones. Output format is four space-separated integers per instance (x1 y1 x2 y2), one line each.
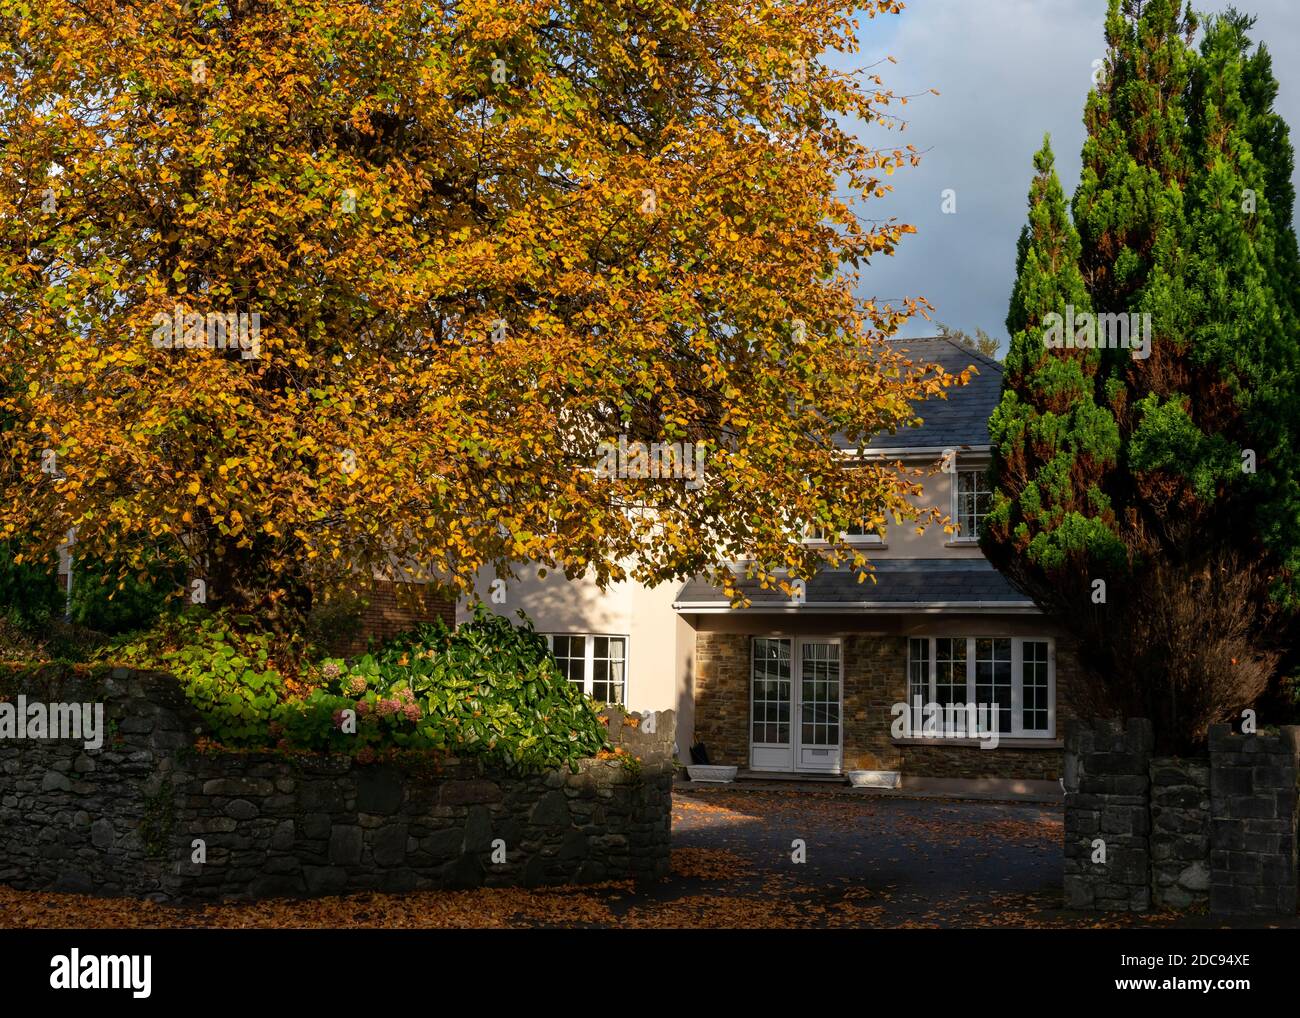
1062 718 1153 912
842 635 907 771
1149 756 1211 910
0 667 672 902
900 744 1063 781
1064 718 1299 916
692 632 750 766
1209 725 1299 916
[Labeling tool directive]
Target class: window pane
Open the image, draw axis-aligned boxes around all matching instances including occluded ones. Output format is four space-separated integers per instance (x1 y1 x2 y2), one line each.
549 635 586 688
935 638 966 708
1022 640 1049 732
975 637 1012 733
591 636 626 704
752 638 792 744
800 642 840 748
908 638 930 729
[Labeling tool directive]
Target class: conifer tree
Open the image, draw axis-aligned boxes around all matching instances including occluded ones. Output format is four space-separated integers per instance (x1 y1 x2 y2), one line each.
983 0 1300 750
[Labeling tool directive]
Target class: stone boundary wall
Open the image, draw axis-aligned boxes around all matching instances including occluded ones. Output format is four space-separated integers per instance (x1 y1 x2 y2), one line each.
1149 756 1210 910
1062 718 1152 912
0 667 673 901
1209 725 1299 916
1064 718 1299 917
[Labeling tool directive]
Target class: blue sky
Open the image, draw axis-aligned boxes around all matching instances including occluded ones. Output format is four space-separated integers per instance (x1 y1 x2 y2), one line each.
839 0 1300 345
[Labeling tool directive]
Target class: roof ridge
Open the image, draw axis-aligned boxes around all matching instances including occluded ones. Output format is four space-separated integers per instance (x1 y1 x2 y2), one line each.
882 334 1004 374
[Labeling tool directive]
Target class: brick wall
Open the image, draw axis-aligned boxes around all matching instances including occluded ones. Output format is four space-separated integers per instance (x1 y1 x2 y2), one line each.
323 580 457 657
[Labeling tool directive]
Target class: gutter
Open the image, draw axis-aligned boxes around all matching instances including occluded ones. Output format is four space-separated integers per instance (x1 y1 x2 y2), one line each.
671 600 1041 615
834 444 992 459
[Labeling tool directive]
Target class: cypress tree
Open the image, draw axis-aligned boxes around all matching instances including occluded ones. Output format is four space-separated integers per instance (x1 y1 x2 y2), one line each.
983 0 1300 751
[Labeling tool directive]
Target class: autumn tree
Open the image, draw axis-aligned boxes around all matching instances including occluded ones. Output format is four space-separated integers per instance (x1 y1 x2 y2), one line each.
0 0 951 622
983 0 1300 751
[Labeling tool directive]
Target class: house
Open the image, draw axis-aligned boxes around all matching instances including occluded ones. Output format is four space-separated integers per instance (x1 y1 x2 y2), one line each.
459 337 1079 795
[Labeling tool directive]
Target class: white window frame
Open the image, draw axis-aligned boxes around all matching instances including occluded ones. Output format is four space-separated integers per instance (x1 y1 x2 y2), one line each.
543 633 628 705
905 636 1056 739
803 522 885 546
951 467 992 543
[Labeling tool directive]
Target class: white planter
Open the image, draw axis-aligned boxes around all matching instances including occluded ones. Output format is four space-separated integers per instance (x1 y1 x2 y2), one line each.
847 770 901 789
686 765 738 783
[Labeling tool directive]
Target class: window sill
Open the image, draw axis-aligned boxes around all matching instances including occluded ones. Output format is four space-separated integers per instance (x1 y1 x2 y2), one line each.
892 737 1063 750
944 539 981 548
802 542 887 550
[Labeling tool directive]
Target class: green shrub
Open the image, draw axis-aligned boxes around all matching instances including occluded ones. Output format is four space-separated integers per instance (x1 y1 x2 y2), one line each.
101 604 609 771
280 606 609 770
0 544 62 632
68 557 183 636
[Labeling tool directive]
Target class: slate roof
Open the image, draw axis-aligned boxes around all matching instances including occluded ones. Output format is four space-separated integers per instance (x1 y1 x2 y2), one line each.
674 558 1036 611
845 335 1003 452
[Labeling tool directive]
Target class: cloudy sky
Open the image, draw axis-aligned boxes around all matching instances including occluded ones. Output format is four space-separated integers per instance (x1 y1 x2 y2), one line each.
838 0 1300 347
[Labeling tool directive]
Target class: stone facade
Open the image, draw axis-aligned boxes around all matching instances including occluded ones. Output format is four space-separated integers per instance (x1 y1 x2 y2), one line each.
0 668 672 901
1062 718 1153 912
1209 725 1299 916
841 635 908 770
692 632 750 764
693 628 1071 780
1064 719 1300 916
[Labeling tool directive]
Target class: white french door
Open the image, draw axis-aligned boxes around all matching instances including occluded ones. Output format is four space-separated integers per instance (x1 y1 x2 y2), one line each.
750 637 842 773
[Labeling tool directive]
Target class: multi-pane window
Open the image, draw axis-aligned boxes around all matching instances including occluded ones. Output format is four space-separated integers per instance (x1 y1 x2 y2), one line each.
752 638 792 745
904 636 1055 738
955 469 992 540
543 634 626 704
